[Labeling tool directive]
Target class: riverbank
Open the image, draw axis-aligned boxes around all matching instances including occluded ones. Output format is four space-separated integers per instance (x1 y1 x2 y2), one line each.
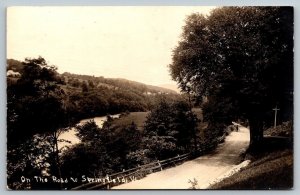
58 114 120 150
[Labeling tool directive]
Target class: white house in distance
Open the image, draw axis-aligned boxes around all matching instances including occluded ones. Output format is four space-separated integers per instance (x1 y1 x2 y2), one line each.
7 70 21 77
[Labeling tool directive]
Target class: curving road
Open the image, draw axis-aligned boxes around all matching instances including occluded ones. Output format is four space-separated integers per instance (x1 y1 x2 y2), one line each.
113 126 250 189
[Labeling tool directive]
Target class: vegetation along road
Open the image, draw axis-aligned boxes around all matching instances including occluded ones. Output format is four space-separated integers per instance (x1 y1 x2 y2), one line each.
113 126 250 189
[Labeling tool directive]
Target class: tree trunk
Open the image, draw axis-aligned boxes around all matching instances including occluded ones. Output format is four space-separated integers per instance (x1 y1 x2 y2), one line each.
248 118 264 152
53 131 63 189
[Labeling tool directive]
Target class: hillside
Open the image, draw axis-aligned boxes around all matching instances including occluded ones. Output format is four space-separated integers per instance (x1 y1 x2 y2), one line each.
7 59 177 94
7 59 181 121
62 72 177 95
113 78 178 94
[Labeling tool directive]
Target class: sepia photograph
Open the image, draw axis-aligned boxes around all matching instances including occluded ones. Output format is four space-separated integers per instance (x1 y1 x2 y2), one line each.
6 6 293 190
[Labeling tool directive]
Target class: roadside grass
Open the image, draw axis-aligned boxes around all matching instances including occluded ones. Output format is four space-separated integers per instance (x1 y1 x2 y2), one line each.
210 148 293 189
211 122 293 190
264 120 293 137
111 112 149 130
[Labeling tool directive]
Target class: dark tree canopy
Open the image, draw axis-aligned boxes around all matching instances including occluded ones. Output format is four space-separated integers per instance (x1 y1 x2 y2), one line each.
7 57 74 189
143 98 198 159
7 57 69 144
169 7 293 148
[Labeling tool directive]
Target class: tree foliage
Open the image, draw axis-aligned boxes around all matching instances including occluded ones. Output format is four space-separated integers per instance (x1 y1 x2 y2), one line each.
169 7 293 148
7 57 69 143
7 57 73 189
60 120 143 188
58 72 181 120
143 98 198 159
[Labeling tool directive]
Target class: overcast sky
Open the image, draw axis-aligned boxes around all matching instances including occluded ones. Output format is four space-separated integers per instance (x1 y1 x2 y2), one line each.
7 6 215 86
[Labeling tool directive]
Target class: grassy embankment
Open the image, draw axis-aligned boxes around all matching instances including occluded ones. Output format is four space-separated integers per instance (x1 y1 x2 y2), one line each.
211 121 293 190
112 112 149 130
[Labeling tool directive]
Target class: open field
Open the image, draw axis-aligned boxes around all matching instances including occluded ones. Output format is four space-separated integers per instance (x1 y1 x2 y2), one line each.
112 108 204 131
112 112 149 130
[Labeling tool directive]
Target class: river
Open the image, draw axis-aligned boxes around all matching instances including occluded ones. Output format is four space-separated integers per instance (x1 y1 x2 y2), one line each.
58 114 120 150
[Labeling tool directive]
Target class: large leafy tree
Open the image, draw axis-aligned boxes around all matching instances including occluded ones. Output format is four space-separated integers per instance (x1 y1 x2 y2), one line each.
7 57 68 142
169 7 293 149
7 57 73 189
143 98 198 159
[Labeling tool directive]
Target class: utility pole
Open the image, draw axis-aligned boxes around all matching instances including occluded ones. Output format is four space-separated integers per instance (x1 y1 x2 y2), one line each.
273 105 280 128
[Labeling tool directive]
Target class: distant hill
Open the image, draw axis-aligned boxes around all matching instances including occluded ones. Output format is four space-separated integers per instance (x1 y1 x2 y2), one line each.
110 78 178 94
62 72 178 95
7 58 177 95
158 84 181 93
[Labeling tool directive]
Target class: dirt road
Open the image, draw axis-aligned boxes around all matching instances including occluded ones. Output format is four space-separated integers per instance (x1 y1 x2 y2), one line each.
113 126 250 189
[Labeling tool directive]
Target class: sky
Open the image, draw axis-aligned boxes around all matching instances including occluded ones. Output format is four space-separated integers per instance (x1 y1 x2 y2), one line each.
7 6 215 86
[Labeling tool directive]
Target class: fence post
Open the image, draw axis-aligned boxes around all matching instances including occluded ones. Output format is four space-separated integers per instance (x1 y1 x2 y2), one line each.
158 160 163 171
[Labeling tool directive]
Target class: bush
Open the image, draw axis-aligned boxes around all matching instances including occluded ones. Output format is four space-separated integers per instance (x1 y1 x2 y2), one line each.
264 121 293 137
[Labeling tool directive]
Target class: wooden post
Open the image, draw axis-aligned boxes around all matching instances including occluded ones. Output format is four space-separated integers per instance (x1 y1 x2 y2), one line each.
157 160 162 171
273 106 280 128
